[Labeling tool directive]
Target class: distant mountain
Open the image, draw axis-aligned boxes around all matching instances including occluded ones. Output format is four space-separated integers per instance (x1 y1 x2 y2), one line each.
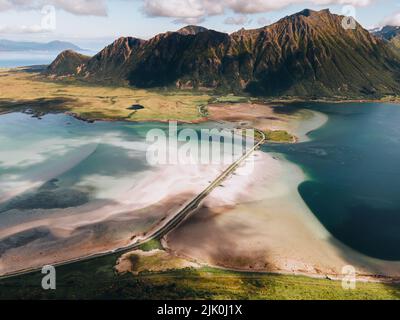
47 9 400 99
46 50 90 76
373 26 400 49
0 40 83 52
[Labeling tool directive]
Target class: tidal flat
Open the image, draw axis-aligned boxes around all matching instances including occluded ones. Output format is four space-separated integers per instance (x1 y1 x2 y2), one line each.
0 69 399 299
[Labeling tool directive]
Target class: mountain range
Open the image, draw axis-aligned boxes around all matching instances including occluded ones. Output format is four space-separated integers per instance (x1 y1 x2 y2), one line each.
0 40 83 52
46 9 400 99
373 26 400 49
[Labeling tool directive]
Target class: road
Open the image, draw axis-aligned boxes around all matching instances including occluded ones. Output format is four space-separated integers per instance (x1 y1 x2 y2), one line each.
0 130 266 280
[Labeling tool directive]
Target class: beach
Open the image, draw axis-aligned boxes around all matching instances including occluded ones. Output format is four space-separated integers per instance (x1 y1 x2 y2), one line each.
206 102 328 142
0 158 233 275
1 102 399 283
0 112 236 276
164 150 400 282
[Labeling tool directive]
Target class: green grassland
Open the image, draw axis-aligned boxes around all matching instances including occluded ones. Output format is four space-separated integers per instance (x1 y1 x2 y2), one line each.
211 95 252 104
264 130 296 143
0 69 399 300
254 129 296 143
137 239 164 252
0 253 398 300
0 69 211 122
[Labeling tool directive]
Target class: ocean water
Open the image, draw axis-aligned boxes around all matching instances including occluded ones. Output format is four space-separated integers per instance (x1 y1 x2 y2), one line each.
1 105 399 264
0 52 58 68
0 113 153 207
0 113 244 210
0 51 95 68
266 103 400 261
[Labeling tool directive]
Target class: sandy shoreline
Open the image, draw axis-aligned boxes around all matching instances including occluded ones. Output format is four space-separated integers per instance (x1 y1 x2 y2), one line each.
1 102 399 283
164 150 400 283
160 104 400 283
0 150 230 276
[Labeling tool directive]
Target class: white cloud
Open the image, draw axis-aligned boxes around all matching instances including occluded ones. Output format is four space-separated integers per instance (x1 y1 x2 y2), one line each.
143 0 224 19
0 0 107 16
381 11 400 27
0 0 375 21
224 15 251 25
0 24 51 33
142 0 373 22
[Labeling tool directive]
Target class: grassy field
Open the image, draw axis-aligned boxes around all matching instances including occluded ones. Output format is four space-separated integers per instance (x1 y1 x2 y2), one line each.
264 130 296 143
253 129 296 143
137 239 164 252
211 95 252 104
0 251 399 300
0 69 211 122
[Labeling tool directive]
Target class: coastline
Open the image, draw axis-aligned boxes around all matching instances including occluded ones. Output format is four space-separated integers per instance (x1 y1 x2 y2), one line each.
0 67 398 126
2 101 399 284
1 71 400 284
163 150 400 284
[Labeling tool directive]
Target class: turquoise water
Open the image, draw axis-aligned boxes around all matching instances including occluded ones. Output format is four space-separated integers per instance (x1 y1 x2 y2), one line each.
0 113 154 209
266 103 400 261
0 113 241 211
1 105 400 262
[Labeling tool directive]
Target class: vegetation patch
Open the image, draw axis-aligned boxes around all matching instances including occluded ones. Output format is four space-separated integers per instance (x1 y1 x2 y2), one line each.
253 129 296 143
0 69 211 122
264 130 296 143
116 250 200 276
137 239 164 252
0 253 399 300
212 95 251 104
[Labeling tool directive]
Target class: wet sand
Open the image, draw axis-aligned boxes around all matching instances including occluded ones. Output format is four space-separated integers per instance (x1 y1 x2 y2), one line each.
207 103 328 142
3 103 398 282
0 161 228 276
165 151 400 283
163 104 400 282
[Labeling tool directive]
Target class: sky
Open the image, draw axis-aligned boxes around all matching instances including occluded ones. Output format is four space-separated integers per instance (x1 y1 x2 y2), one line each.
0 0 399 50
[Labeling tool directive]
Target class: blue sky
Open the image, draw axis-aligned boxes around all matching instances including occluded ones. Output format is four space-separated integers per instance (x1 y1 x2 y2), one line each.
0 0 399 50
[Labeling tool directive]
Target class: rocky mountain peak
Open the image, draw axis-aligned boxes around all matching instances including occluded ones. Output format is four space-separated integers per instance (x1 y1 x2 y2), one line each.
46 8 400 98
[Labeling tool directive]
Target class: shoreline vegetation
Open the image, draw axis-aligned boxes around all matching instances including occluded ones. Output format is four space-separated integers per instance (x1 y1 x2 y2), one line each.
1 247 399 300
1 68 399 121
0 68 303 143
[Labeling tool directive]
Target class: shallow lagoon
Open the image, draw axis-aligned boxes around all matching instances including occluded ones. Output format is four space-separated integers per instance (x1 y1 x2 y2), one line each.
267 103 400 261
0 112 253 275
1 102 400 275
